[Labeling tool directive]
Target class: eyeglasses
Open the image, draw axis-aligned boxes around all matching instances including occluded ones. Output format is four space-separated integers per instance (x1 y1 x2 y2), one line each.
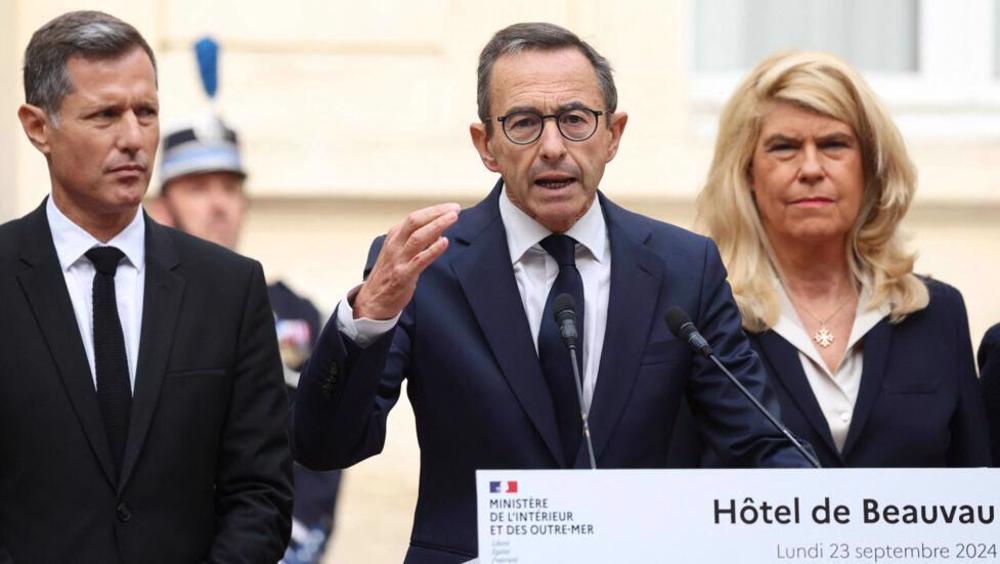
496 107 604 145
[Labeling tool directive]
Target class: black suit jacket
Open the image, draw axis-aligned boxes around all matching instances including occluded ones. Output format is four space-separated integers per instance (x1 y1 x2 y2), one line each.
979 322 1000 466
0 201 293 563
293 182 811 563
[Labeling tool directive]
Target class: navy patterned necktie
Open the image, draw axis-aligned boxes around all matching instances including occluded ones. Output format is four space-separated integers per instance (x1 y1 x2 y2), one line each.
537 234 585 466
86 246 131 477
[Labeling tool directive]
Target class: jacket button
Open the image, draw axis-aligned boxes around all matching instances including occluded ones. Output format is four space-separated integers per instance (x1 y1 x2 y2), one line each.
116 502 132 523
321 362 339 393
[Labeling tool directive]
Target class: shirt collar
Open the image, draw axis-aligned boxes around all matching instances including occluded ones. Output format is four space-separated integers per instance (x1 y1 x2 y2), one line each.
498 185 608 265
46 196 146 273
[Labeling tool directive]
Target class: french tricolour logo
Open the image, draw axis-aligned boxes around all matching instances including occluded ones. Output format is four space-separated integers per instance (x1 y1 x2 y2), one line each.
489 480 518 494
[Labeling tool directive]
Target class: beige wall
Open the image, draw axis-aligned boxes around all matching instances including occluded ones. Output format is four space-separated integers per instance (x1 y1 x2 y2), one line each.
3 1 1000 562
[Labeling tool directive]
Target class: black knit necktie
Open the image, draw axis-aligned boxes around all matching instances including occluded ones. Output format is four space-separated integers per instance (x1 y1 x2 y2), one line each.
86 246 131 477
537 234 585 466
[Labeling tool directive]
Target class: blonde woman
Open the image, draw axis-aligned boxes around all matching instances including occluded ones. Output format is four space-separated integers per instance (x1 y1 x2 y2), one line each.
695 51 989 467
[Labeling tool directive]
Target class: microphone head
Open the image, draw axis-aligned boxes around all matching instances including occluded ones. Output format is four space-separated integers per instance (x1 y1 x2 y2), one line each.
553 293 577 324
665 306 693 338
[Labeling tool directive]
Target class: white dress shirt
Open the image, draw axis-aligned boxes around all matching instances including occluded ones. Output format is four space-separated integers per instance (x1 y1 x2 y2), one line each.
771 283 889 452
337 187 612 411
47 197 145 391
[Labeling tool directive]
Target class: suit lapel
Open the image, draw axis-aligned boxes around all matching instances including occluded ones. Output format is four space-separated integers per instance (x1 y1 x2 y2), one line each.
15 202 117 488
118 217 185 492
587 196 663 460
754 330 841 460
450 182 564 466
840 319 891 458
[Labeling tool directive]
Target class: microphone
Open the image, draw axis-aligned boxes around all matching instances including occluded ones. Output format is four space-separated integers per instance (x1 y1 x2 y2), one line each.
552 294 597 470
665 307 712 356
665 306 821 469
553 294 579 347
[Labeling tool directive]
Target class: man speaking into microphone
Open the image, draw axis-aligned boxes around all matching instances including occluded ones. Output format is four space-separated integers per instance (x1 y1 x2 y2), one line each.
293 22 812 564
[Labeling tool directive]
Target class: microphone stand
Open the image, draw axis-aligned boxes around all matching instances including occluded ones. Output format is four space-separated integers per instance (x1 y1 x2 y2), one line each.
667 307 821 469
567 343 598 470
705 353 821 469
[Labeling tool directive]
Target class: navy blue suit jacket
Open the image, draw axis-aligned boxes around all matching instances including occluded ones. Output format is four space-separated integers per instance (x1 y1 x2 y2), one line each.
687 279 989 469
293 182 811 563
978 322 1000 466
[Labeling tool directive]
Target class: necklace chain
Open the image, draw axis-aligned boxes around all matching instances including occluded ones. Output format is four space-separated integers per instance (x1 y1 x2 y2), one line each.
792 291 856 349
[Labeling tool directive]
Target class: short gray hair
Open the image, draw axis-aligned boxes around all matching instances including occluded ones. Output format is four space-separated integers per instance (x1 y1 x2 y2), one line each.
477 22 618 133
23 10 157 117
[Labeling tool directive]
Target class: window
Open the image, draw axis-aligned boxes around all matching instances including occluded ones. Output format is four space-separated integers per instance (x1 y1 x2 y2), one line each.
995 0 1000 76
694 0 918 73
690 0 1000 139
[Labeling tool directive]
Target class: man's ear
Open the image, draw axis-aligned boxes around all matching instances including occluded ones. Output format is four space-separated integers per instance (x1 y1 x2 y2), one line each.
470 122 500 173
604 111 628 163
18 104 53 155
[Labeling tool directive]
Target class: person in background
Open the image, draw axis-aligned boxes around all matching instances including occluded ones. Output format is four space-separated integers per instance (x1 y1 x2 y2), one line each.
693 50 990 467
156 116 342 564
2 11 291 562
979 323 1000 466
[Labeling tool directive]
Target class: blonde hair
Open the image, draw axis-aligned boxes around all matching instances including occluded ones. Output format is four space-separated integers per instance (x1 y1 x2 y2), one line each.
696 50 928 332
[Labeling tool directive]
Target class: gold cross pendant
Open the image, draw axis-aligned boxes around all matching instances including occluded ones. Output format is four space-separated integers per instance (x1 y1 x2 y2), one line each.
813 327 835 348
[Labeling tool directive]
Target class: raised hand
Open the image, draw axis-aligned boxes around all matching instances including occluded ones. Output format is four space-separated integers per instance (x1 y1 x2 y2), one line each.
352 203 461 320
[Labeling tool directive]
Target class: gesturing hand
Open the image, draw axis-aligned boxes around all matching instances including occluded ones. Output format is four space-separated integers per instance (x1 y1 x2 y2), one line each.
352 203 461 320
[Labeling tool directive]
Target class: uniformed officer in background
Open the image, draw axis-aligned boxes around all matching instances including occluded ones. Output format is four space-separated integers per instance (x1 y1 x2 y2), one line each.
151 115 342 564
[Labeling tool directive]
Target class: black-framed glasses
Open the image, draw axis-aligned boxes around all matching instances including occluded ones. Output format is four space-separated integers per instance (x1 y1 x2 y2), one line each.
496 107 604 145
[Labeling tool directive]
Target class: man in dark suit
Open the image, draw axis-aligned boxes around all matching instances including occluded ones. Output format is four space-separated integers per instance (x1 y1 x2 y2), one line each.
980 323 1000 466
292 22 811 563
0 11 292 563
